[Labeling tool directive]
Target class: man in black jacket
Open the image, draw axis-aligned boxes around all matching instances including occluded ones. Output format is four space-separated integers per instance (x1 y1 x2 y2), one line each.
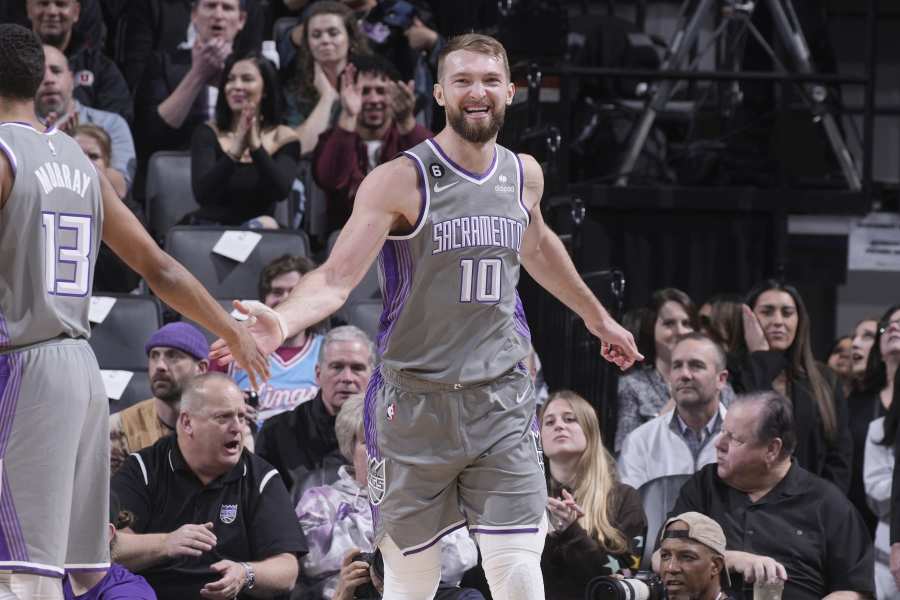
255 325 375 495
134 0 247 159
26 0 132 121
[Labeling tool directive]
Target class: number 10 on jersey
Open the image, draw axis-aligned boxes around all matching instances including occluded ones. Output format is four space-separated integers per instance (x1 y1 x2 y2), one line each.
459 258 502 303
42 211 93 296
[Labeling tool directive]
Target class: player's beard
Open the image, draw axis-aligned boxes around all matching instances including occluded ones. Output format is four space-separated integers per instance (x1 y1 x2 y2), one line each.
447 103 505 144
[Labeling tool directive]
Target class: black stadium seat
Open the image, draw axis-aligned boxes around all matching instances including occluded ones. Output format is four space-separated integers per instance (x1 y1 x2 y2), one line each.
327 230 382 303
108 369 152 413
339 299 383 341
88 294 163 371
145 150 198 239
164 226 310 300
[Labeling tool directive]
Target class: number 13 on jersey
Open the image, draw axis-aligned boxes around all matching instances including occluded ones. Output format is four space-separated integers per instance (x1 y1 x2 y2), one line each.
42 211 93 296
459 258 502 303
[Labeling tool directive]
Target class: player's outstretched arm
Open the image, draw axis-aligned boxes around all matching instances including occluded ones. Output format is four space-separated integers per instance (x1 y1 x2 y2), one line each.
211 156 420 362
98 172 270 387
517 154 643 370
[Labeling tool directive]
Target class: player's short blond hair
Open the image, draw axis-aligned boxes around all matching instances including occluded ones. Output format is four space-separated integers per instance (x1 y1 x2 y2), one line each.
437 33 510 81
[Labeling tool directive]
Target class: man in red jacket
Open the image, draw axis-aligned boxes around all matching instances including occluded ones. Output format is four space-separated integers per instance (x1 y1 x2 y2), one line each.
313 53 432 235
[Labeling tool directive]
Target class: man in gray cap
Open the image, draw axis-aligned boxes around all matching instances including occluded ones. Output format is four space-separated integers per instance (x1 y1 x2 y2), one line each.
109 322 209 474
659 512 733 600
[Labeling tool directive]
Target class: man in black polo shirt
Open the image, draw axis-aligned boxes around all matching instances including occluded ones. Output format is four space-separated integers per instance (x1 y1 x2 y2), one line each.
111 373 306 600
670 391 873 600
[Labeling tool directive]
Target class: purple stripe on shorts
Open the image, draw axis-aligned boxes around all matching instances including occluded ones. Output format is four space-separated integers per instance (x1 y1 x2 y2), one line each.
429 139 497 182
468 527 540 535
513 291 531 342
363 369 384 524
402 521 468 556
0 310 9 348
0 563 63 578
0 354 27 562
1 471 28 561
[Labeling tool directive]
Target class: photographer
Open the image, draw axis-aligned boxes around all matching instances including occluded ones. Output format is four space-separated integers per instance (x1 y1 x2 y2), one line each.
659 513 733 600
295 395 482 600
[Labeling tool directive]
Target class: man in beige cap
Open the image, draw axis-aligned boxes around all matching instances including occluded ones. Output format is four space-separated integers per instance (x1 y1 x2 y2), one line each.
659 512 732 600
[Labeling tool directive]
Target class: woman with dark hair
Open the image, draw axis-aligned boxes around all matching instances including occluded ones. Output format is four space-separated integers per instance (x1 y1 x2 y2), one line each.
284 1 370 152
738 280 852 492
850 304 900 535
615 288 700 451
186 52 300 227
863 363 900 599
540 391 646 600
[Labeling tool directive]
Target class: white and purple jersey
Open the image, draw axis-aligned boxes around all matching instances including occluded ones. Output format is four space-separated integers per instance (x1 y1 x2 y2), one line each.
377 139 531 385
0 122 102 350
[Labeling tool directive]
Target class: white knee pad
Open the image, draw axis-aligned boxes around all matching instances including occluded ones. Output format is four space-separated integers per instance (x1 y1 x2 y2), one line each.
476 515 548 600
0 572 63 600
379 535 442 600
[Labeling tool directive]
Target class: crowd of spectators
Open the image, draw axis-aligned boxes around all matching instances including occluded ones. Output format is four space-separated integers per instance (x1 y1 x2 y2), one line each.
5 2 896 598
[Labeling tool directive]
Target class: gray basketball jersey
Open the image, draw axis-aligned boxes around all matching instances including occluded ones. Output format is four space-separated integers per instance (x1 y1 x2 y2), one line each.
377 139 532 384
0 123 102 349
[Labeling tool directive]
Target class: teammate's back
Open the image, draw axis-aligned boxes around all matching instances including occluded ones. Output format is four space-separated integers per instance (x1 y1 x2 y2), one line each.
0 122 102 349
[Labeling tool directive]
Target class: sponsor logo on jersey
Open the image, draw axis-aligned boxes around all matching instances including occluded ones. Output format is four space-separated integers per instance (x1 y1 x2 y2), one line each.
219 504 238 524
367 456 387 505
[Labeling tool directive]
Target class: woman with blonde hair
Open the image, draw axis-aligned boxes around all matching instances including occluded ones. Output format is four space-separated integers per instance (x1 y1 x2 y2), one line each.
540 390 646 600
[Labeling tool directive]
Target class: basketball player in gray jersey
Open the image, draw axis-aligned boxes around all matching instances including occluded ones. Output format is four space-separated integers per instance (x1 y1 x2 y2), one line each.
0 24 269 600
213 34 643 599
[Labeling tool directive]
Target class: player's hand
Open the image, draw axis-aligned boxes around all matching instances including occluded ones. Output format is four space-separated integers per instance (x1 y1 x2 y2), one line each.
210 300 286 369
547 489 584 533
220 316 272 389
727 550 787 584
200 559 247 599
742 304 770 352
589 316 643 371
333 548 371 600
164 522 217 558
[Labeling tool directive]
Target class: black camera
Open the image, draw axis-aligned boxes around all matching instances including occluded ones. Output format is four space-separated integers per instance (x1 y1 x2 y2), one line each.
352 550 384 600
586 573 666 600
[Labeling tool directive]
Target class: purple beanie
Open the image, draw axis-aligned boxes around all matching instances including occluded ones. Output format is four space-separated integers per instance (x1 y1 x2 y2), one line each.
144 322 210 360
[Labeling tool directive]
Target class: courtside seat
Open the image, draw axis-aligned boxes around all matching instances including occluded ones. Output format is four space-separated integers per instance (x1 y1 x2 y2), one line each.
88 294 163 371
164 226 310 300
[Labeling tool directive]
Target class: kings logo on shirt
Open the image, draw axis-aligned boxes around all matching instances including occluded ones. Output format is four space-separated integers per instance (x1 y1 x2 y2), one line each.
220 504 238 524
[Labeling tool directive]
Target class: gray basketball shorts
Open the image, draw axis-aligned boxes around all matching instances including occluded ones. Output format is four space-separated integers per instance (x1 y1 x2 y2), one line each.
0 338 110 577
362 365 547 555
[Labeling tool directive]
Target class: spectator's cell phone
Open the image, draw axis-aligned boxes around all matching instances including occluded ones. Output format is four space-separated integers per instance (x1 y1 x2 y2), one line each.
244 390 259 408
